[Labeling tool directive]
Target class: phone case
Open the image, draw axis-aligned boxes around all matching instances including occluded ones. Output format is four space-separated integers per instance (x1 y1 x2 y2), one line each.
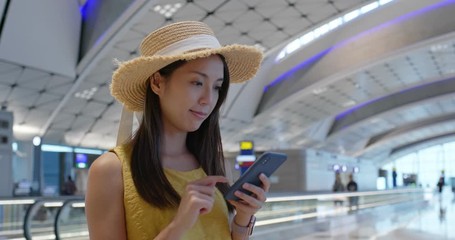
224 152 287 201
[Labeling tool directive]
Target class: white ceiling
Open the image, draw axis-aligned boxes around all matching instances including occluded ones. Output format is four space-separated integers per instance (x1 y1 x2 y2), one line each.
1 0 455 165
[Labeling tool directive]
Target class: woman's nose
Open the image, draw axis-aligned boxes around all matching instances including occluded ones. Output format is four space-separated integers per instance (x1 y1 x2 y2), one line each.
199 86 213 105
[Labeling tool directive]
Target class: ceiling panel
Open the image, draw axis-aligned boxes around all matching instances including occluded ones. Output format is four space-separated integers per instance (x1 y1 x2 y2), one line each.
255 1 288 18
24 109 51 127
216 0 248 22
1 0 454 165
51 112 76 130
173 2 209 20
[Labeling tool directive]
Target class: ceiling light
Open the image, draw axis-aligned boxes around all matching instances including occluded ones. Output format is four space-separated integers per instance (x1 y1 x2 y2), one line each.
275 0 392 63
430 44 449 52
361 2 379 14
153 3 182 18
13 125 40 134
313 24 329 38
312 87 327 95
275 51 286 62
41 144 73 152
379 0 394 5
32 136 41 146
328 18 342 30
342 100 356 107
299 32 315 45
343 9 360 22
74 147 103 155
285 38 301 54
74 87 98 100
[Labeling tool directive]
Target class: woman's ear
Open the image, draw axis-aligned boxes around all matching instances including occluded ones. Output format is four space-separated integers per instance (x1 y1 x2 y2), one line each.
149 72 163 95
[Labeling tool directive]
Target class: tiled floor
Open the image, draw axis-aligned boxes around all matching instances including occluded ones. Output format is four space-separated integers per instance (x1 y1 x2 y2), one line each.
252 190 455 240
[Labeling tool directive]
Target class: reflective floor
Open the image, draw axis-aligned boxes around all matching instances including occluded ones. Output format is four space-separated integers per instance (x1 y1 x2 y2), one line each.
253 189 455 240
1 189 452 239
389 192 454 240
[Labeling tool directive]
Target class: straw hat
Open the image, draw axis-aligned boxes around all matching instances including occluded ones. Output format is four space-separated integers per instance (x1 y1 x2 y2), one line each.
110 21 263 112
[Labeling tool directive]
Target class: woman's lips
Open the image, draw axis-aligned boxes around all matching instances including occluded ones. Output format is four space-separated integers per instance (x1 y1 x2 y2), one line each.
190 110 207 119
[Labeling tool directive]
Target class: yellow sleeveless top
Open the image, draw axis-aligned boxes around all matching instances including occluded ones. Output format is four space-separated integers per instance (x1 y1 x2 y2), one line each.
111 144 232 240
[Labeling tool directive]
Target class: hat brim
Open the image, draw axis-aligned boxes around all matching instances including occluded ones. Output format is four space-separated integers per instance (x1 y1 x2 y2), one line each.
111 44 263 112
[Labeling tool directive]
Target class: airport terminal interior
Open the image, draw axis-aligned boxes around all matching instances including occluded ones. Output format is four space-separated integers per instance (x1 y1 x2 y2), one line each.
1 0 455 239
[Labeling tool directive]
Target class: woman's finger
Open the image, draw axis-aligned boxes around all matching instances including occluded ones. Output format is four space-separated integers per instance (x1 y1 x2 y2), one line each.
184 190 215 214
192 176 228 186
234 190 262 209
241 183 266 202
259 173 271 192
186 184 216 197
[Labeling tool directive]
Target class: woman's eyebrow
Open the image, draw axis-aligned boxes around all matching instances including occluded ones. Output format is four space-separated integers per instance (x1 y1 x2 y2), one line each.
189 70 224 81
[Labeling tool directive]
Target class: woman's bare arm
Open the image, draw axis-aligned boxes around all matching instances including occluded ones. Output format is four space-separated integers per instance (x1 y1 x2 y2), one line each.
85 152 127 240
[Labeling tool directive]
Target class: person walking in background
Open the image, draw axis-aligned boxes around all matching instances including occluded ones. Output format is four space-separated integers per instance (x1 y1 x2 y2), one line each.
451 177 455 199
332 172 345 206
437 176 444 194
63 175 77 195
347 174 359 211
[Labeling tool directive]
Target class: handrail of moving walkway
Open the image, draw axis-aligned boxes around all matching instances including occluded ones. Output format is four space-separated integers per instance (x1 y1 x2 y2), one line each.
23 200 39 240
54 198 85 240
23 199 65 240
0 188 427 239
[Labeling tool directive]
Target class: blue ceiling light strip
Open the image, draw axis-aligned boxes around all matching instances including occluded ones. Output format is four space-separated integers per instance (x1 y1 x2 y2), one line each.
335 76 455 122
263 47 332 93
328 76 455 135
275 0 396 63
334 0 455 121
79 0 93 20
265 0 454 95
333 0 455 51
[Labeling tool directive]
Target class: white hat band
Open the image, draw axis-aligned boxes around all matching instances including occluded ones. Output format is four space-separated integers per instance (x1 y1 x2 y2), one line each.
154 34 222 56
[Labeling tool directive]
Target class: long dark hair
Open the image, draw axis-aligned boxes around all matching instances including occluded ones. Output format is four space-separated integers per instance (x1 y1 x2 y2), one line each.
130 55 233 212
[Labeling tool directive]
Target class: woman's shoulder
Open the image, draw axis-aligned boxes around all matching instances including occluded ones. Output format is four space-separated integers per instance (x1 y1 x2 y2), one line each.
86 152 126 239
89 152 122 183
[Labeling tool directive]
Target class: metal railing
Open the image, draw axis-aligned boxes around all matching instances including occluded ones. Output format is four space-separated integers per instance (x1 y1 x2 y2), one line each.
0 188 425 239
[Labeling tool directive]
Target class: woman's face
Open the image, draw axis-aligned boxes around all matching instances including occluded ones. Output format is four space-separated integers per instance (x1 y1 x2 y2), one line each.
152 55 224 133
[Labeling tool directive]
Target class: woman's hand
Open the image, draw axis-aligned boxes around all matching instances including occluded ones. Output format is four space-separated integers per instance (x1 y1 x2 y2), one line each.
173 176 228 231
229 173 271 222
155 176 228 239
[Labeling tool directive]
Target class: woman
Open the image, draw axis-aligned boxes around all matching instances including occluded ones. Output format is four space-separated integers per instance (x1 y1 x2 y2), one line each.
85 21 267 240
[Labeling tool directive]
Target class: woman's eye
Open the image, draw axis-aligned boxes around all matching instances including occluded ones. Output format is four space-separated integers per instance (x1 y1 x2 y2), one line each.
192 81 203 86
214 85 222 91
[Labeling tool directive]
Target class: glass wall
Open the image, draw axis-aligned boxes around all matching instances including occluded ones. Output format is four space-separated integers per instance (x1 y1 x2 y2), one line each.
382 141 455 190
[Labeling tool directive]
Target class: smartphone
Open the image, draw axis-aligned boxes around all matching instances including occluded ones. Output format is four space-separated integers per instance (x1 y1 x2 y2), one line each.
224 152 287 201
